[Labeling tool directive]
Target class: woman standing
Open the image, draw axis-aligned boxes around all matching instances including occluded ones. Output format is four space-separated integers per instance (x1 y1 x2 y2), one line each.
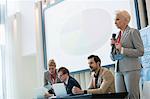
111 10 144 99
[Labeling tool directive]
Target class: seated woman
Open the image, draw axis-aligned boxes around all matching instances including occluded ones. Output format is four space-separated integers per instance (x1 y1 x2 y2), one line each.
44 59 61 97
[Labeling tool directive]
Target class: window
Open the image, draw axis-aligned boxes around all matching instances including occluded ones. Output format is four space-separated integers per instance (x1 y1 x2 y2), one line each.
0 1 6 98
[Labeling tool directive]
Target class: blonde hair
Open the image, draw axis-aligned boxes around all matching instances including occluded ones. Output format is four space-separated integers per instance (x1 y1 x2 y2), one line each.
116 10 131 24
48 59 56 67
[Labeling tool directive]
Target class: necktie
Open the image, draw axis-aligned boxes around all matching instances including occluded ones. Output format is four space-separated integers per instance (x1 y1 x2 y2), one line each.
64 82 67 87
117 31 122 43
95 77 98 88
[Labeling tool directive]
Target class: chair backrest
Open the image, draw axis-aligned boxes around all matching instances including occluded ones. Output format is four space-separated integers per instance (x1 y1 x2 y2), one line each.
71 69 91 89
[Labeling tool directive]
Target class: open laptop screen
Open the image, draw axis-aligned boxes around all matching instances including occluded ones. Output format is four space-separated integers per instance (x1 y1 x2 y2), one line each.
52 83 68 97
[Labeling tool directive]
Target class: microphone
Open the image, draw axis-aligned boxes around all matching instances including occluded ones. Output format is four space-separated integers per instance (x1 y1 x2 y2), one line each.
111 33 124 60
111 34 116 53
112 34 116 40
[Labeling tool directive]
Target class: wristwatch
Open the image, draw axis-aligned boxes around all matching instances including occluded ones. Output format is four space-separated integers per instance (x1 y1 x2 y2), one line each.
84 90 87 94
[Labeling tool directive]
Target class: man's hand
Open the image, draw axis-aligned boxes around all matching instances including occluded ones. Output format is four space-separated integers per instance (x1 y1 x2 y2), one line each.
44 92 53 97
72 86 84 94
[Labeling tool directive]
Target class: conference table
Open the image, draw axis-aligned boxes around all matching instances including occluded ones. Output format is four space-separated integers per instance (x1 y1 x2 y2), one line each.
48 92 128 99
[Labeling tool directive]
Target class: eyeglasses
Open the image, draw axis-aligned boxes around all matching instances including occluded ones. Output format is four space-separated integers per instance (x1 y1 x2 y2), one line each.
58 73 66 78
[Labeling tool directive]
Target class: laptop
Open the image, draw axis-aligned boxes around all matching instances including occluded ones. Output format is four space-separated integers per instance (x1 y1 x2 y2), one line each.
52 83 68 97
35 87 48 99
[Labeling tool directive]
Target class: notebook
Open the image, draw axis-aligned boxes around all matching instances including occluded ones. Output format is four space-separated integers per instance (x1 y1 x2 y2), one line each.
52 83 68 97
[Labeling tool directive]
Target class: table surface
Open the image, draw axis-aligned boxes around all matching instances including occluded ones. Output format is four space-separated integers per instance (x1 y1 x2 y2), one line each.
48 92 128 99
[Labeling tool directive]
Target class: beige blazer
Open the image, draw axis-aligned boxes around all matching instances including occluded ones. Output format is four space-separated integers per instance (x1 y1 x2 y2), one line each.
87 67 115 94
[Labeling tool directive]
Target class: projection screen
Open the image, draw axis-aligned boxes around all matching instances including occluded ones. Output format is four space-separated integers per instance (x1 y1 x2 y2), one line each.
44 0 137 72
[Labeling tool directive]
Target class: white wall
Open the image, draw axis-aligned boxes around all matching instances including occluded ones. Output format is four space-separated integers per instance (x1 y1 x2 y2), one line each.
7 1 44 99
7 1 36 56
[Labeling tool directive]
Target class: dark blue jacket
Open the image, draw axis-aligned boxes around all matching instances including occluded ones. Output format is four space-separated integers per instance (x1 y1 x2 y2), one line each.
66 76 81 94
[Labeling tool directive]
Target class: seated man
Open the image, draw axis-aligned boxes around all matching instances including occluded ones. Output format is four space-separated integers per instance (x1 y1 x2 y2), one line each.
72 55 115 94
58 67 81 94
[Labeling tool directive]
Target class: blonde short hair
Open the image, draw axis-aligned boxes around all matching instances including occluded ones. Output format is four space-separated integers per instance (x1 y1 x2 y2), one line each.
116 10 131 24
48 59 56 67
